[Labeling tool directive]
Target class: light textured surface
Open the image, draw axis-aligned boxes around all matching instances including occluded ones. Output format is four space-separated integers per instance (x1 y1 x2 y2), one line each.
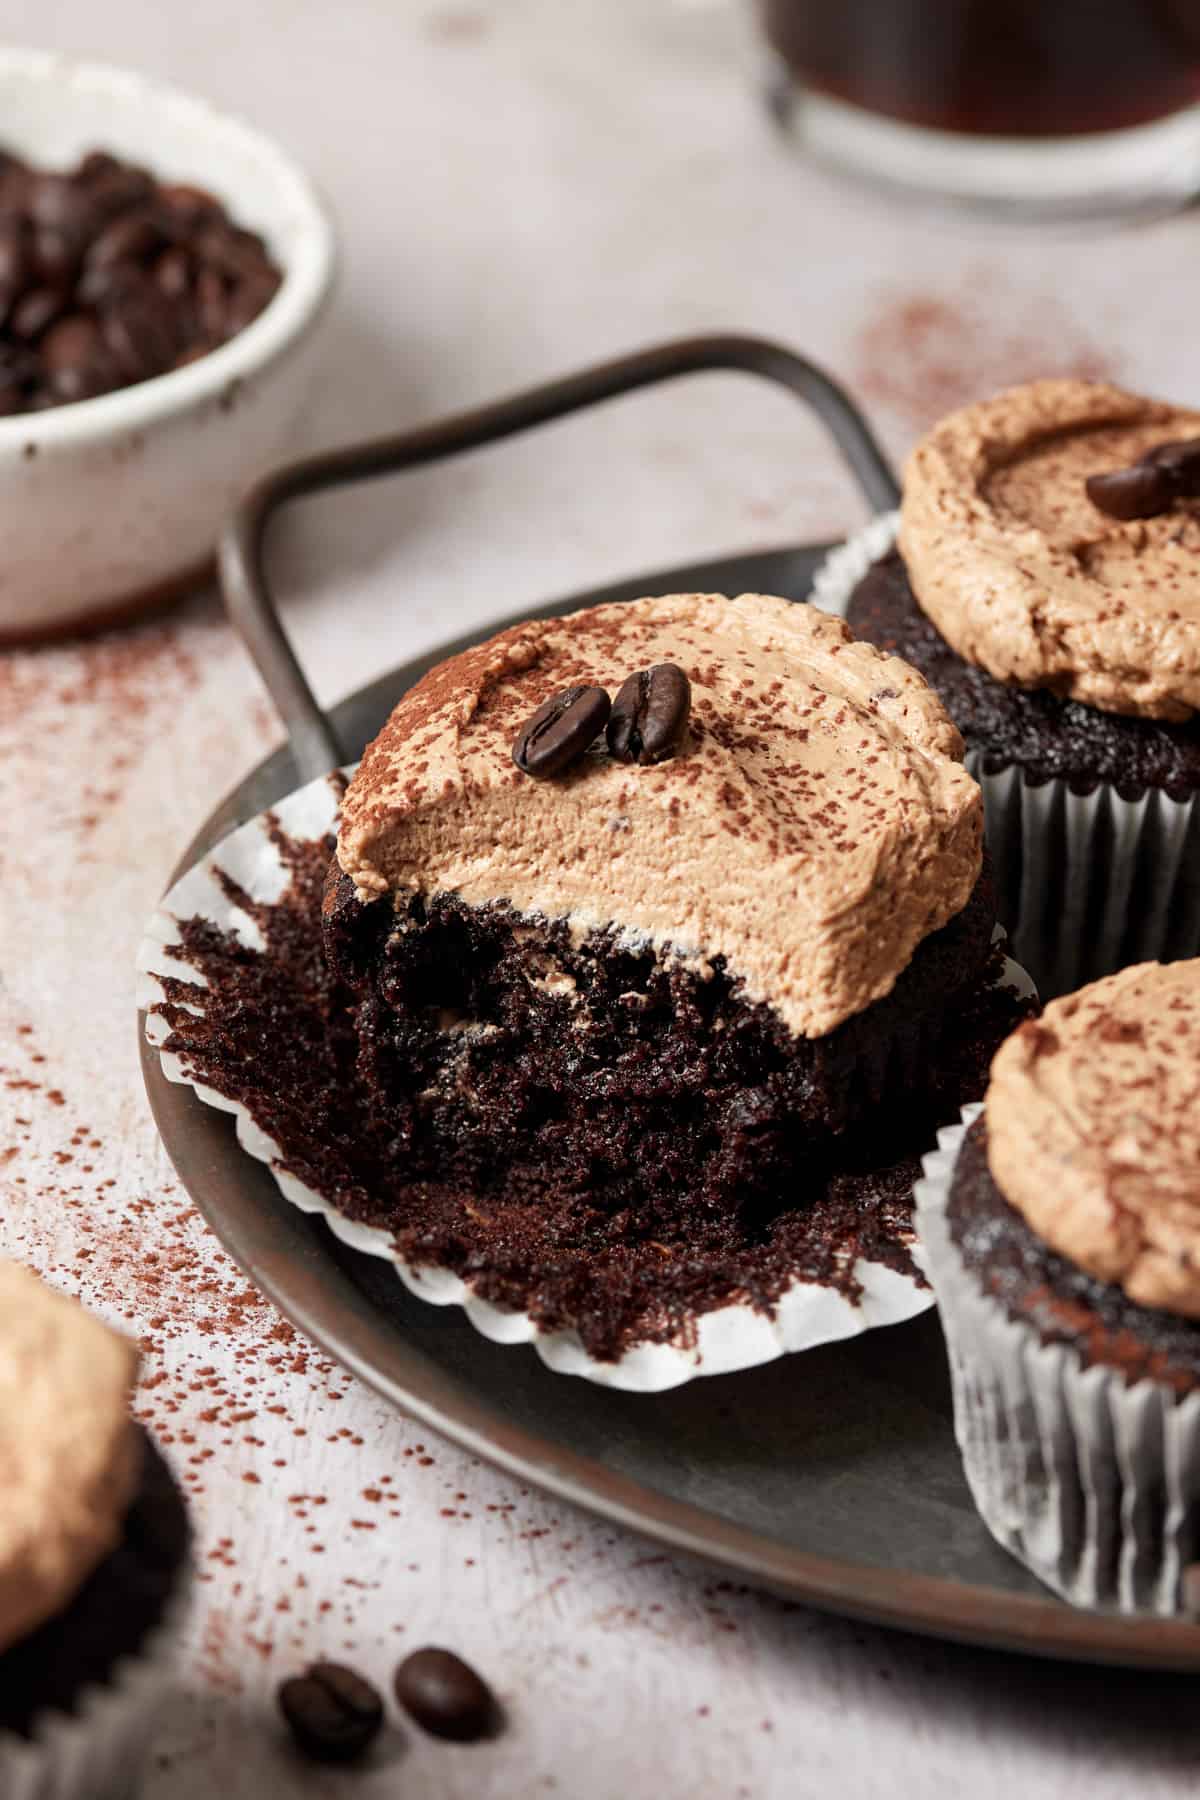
2 2 1200 1794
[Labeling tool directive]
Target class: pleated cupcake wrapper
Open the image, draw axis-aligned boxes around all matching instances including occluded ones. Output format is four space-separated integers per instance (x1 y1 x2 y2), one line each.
131 769 1038 1393
915 1109 1200 1614
0 1559 191 1800
813 514 1200 999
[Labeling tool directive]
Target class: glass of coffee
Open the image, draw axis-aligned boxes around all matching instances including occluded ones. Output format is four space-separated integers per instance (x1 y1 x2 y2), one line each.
760 0 1200 219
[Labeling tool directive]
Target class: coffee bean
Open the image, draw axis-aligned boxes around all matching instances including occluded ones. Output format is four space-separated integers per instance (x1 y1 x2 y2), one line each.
0 215 29 296
1086 436 1200 520
40 314 113 402
223 268 281 336
606 662 691 764
76 259 146 310
0 145 282 412
101 294 176 382
1085 464 1166 521
1143 436 1200 485
196 221 273 282
194 265 229 339
153 246 192 299
74 150 122 185
10 285 68 342
512 684 611 778
85 207 165 272
394 1647 496 1742
1184 1562 1200 1618
277 1661 384 1764
158 182 223 227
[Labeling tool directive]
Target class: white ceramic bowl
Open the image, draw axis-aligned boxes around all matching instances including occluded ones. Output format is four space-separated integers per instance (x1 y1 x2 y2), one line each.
0 48 336 641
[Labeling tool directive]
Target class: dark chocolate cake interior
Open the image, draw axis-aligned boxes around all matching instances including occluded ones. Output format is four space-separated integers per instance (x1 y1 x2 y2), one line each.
322 856 999 1223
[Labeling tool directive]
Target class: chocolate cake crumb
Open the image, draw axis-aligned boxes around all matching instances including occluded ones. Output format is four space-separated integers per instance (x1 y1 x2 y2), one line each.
153 818 1030 1362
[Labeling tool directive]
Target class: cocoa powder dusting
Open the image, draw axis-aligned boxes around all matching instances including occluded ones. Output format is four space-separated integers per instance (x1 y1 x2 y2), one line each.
855 275 1117 436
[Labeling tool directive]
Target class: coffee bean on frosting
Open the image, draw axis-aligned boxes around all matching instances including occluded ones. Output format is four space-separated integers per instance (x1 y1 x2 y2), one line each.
606 662 691 764
277 1661 384 1764
393 1647 497 1742
1086 436 1200 520
512 684 611 777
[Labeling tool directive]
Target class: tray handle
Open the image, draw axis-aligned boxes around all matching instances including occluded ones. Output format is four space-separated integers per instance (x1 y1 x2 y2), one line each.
219 332 898 783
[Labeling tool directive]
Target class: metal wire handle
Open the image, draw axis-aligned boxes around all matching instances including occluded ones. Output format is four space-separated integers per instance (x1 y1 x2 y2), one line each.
218 332 899 783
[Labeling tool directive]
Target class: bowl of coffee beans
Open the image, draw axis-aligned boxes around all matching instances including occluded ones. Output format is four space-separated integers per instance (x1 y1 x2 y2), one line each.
0 48 336 641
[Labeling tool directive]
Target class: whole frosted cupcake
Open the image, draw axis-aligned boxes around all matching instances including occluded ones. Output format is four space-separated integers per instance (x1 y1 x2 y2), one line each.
814 379 1200 996
0 1261 190 1796
916 960 1200 1613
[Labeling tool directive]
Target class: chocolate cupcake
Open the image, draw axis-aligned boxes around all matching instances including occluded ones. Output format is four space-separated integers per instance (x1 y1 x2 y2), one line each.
142 589 1036 1380
0 1261 190 1796
916 961 1200 1613
327 591 1018 1243
813 380 1200 997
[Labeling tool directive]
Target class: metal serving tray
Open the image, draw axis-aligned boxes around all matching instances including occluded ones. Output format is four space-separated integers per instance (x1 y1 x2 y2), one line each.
139 337 1200 1671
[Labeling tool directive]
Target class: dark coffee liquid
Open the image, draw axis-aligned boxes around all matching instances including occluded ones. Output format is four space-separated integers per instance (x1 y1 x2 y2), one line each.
764 0 1200 138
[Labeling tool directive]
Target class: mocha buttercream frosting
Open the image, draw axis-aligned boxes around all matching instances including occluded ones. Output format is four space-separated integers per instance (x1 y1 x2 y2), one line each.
336 592 983 1040
987 961 1200 1319
0 1261 140 1654
899 379 1200 721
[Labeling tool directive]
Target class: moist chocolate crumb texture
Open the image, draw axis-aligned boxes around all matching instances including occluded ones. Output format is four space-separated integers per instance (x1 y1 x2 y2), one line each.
0 1260 189 1739
846 379 1200 798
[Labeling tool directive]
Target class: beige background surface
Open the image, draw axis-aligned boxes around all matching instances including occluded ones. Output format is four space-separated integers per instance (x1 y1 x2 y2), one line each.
1 2 1198 1793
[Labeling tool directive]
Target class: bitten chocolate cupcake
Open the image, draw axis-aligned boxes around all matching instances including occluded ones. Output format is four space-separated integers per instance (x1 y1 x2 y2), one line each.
916 961 1200 1614
0 1261 190 1796
325 592 1019 1253
143 589 1035 1377
813 379 1200 997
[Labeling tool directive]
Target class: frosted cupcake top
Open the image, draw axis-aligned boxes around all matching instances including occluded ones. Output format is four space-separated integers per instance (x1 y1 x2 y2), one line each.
336 592 982 1040
899 379 1200 721
987 961 1200 1318
0 1261 140 1652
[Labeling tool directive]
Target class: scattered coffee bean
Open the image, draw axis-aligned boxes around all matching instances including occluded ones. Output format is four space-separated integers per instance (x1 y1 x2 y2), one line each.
1086 436 1200 521
512 684 611 778
277 1661 384 1764
394 1647 496 1742
0 141 282 414
606 662 691 764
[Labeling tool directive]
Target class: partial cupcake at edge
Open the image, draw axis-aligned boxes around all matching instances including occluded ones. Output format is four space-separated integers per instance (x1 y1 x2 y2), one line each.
814 378 1200 998
301 590 1031 1360
916 959 1200 1617
0 1260 191 1795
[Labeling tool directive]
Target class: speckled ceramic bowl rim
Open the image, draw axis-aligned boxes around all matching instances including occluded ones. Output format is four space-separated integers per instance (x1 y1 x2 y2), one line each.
0 46 336 448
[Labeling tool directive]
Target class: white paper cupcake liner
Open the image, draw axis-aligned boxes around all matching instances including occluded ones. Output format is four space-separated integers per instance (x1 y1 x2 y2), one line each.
136 769 1028 1394
915 1108 1200 1614
813 515 1200 999
0 1552 191 1800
